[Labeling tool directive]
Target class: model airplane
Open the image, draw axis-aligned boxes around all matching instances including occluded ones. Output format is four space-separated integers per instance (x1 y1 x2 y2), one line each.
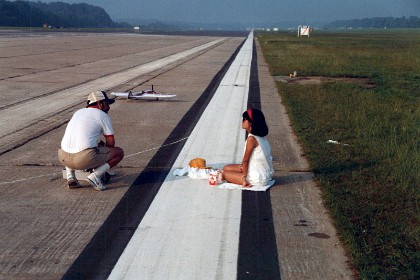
110 85 176 101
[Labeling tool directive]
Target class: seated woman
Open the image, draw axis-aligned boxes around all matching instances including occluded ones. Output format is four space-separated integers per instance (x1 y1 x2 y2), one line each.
220 108 274 187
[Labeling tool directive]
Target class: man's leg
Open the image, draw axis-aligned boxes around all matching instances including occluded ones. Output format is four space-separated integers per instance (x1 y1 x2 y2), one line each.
107 147 124 168
58 149 82 189
87 147 124 191
65 166 82 189
92 147 124 176
65 166 75 179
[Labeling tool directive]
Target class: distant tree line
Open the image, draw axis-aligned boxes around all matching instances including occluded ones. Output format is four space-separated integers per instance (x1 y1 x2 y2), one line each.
326 16 420 29
141 21 178 30
0 0 131 28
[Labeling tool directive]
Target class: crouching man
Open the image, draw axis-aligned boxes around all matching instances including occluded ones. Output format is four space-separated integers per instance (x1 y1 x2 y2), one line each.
58 91 124 191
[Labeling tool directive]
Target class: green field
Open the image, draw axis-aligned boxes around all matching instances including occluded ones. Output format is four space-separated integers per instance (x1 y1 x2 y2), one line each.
258 30 419 279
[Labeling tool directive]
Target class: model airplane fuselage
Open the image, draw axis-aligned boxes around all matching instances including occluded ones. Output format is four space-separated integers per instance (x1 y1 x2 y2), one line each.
110 86 176 101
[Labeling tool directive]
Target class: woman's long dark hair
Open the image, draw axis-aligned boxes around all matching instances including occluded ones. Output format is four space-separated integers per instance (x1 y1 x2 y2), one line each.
243 108 268 137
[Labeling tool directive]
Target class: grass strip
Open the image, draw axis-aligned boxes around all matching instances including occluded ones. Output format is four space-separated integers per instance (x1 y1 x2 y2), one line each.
258 30 419 279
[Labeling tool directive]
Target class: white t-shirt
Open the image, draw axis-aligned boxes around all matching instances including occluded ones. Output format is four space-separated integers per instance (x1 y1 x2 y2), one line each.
61 108 114 153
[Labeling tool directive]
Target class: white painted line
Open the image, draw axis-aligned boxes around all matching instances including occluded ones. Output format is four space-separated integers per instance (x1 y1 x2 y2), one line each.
109 32 254 280
0 39 225 136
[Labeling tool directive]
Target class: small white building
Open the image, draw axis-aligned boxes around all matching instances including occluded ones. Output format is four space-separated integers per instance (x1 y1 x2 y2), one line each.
297 25 310 37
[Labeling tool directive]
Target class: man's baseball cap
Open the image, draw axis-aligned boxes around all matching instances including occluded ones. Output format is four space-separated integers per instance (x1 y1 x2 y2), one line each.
87 91 115 106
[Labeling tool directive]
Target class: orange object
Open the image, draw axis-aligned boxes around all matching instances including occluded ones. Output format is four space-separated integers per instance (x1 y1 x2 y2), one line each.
189 158 210 169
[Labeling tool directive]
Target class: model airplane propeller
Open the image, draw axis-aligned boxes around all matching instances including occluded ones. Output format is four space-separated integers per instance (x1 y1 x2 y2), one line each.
110 85 176 101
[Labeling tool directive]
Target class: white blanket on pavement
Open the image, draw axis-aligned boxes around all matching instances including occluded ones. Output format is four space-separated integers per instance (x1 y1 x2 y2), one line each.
173 167 275 191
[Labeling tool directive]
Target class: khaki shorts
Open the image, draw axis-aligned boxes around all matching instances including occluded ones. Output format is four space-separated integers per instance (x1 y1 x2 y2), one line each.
58 147 111 170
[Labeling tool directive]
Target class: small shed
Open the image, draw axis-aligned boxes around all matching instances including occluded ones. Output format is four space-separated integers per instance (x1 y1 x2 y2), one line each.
297 25 310 37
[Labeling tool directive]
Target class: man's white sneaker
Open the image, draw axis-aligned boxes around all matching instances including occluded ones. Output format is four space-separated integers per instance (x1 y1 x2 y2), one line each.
67 177 82 189
86 173 106 191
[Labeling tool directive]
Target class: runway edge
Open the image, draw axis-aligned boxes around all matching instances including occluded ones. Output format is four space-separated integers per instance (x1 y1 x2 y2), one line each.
255 38 355 279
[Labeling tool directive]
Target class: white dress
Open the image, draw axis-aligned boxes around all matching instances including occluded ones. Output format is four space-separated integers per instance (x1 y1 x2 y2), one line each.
245 134 274 185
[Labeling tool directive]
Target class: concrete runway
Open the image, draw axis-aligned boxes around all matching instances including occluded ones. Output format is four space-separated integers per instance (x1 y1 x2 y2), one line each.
108 32 253 280
0 31 353 279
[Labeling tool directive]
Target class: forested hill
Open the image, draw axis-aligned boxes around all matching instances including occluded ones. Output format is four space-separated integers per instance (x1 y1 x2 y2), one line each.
326 16 420 29
0 0 130 28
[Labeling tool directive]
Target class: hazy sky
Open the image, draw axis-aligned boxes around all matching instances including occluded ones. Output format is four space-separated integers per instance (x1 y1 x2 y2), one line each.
38 0 419 25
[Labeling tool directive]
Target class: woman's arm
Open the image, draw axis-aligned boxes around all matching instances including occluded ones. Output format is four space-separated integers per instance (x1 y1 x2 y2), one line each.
241 136 257 186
